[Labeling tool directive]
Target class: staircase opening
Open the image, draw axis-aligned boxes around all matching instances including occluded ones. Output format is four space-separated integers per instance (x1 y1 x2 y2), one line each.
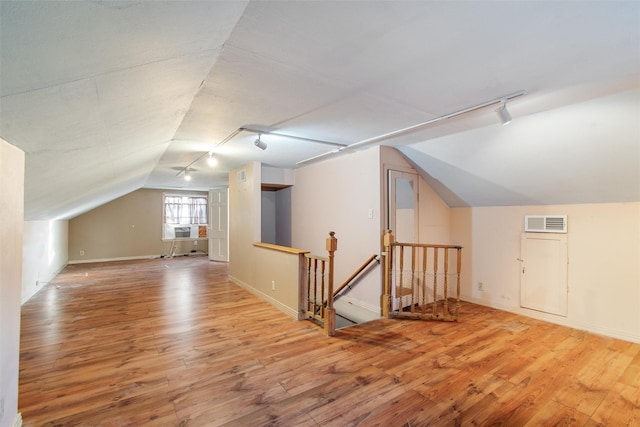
333 254 380 330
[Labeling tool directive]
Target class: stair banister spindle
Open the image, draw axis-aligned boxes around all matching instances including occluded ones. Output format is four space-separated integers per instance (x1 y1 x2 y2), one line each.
432 248 438 316
306 258 312 313
382 230 394 318
443 248 449 315
422 247 427 314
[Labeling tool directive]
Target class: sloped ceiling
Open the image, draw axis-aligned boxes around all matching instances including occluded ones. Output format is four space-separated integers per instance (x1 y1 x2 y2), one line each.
1 1 638 220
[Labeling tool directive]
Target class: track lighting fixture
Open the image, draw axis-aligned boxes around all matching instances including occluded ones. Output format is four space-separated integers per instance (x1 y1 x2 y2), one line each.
206 152 217 167
297 90 526 165
254 134 267 150
495 101 512 125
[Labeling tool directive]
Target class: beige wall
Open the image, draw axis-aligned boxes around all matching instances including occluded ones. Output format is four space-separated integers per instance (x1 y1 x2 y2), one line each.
452 202 640 343
68 188 208 262
228 162 303 318
293 147 383 311
22 220 69 303
251 247 306 318
0 138 24 427
229 162 261 286
418 178 451 244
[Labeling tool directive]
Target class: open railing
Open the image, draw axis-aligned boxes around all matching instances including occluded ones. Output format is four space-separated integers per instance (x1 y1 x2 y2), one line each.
382 230 462 321
302 232 337 336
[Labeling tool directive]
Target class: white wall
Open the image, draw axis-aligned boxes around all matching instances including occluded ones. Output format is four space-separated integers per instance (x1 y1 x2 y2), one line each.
0 138 24 427
22 220 69 304
292 147 382 311
229 162 261 287
453 202 640 343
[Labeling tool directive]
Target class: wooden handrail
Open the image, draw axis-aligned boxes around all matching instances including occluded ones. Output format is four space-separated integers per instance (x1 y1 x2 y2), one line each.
333 254 379 298
389 242 462 250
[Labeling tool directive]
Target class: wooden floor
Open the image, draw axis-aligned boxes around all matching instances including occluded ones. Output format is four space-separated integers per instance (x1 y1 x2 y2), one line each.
19 257 640 426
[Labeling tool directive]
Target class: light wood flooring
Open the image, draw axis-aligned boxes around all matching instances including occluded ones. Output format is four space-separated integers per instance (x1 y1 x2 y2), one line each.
19 257 640 426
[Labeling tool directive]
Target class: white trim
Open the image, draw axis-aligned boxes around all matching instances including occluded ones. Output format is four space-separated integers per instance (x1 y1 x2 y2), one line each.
228 275 300 320
461 294 639 344
12 413 23 427
21 261 68 304
68 255 160 264
69 253 209 264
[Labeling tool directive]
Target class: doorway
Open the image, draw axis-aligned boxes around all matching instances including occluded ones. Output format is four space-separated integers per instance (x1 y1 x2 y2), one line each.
520 233 568 316
387 169 419 243
208 187 229 262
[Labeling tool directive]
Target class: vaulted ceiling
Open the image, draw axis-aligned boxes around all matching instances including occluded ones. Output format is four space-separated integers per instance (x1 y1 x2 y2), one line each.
1 1 638 220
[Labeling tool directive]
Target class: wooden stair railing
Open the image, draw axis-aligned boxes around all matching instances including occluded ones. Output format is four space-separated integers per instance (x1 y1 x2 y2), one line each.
302 232 337 336
332 254 379 300
382 230 463 321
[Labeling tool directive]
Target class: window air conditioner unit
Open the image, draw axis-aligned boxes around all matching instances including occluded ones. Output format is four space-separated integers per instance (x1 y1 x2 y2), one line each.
175 226 191 238
524 215 567 233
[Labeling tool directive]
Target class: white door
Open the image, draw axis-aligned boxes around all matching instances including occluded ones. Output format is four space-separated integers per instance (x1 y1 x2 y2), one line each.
208 188 229 262
520 233 568 316
388 169 418 243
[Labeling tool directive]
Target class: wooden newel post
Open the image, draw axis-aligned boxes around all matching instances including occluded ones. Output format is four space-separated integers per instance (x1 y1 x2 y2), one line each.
381 230 394 318
325 231 337 336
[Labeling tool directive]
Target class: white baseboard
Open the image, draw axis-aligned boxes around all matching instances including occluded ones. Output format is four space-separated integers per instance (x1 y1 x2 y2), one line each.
12 413 22 427
22 262 68 304
461 294 640 344
229 275 300 320
68 255 159 264
68 253 207 265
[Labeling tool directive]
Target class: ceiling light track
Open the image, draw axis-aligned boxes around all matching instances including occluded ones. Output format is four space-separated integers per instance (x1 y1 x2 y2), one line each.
297 90 527 165
174 127 244 179
177 90 525 179
175 127 346 181
240 127 348 148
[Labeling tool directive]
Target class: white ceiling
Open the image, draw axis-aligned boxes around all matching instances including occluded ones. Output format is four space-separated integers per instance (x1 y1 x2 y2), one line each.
1 1 638 220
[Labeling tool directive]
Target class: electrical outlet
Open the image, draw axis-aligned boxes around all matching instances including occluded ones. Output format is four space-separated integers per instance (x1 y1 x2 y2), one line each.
478 282 484 291
271 280 276 291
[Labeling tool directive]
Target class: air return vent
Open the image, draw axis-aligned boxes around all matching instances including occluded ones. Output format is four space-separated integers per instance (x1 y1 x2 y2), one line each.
524 215 567 233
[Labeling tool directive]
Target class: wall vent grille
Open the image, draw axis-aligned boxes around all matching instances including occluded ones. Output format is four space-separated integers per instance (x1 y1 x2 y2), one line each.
525 215 567 233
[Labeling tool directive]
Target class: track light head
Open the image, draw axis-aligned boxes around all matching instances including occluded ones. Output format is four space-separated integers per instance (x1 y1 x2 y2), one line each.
206 152 217 167
254 134 267 150
184 169 191 181
496 101 512 125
